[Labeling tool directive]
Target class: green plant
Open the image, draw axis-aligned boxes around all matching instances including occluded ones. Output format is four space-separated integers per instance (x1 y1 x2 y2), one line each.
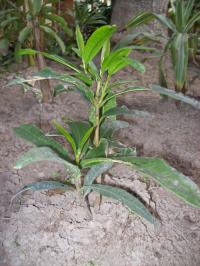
126 0 200 93
74 0 110 39
13 25 200 224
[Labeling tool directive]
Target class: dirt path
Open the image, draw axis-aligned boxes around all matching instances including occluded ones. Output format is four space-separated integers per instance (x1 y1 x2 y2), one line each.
0 58 200 266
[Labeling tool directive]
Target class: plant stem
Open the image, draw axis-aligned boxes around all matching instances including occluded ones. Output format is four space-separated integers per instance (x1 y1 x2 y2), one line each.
94 106 100 147
94 81 101 147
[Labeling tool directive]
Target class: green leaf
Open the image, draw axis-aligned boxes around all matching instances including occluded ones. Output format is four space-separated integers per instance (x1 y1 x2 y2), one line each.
102 94 116 120
126 11 155 29
85 139 108 159
14 147 81 180
46 14 73 37
185 11 200 32
11 181 74 204
16 49 81 73
83 162 113 195
100 120 130 139
102 86 148 105
53 121 77 156
18 26 32 44
103 106 150 118
109 141 136 157
53 84 67 96
75 25 85 57
106 57 145 76
126 58 145 73
109 79 138 90
151 85 200 109
68 121 91 148
83 25 117 64
77 126 94 157
173 33 188 91
13 124 69 160
32 0 42 16
23 181 73 191
101 39 110 64
126 12 176 33
40 26 65 54
89 184 155 223
118 156 200 208
101 47 132 73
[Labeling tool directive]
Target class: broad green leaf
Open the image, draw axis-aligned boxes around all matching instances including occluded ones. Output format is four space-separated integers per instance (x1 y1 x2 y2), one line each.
75 25 85 57
53 121 77 156
16 49 81 73
83 25 117 64
117 156 200 208
151 85 200 109
14 147 81 180
13 124 69 160
18 26 32 44
89 184 155 223
83 162 113 195
40 26 65 54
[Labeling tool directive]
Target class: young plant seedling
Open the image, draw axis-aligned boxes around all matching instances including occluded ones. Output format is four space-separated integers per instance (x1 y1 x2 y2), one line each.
13 25 200 224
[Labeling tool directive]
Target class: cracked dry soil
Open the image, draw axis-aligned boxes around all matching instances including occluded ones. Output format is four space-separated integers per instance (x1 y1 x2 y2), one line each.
0 58 200 266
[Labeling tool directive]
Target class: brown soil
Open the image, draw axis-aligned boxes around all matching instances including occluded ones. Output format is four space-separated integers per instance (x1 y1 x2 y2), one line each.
0 56 200 266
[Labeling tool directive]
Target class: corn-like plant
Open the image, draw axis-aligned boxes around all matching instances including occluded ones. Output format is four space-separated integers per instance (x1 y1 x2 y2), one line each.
126 0 200 93
13 25 200 224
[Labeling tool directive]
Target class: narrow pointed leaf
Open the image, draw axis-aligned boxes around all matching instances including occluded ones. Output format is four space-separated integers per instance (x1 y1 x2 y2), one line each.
118 156 200 208
14 147 81 180
16 49 81 73
84 162 113 195
76 25 85 56
53 121 77 156
40 26 65 54
89 184 155 223
13 124 69 160
23 181 73 192
151 85 200 109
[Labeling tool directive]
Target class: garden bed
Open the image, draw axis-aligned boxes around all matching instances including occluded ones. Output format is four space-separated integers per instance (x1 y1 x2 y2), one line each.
0 57 200 266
